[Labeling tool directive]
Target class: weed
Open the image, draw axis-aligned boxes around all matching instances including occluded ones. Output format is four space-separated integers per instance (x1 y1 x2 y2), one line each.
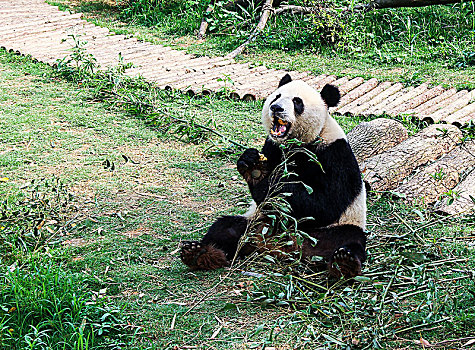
0 178 77 265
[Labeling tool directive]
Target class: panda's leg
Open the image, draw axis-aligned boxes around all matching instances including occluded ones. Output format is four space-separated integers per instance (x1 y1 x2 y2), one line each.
301 225 366 278
180 216 249 271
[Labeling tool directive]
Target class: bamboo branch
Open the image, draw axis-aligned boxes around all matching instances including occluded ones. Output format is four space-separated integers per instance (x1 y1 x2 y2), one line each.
109 90 247 150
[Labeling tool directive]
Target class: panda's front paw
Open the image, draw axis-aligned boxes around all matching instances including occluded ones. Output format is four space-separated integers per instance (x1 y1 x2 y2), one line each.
237 148 269 185
237 148 261 173
328 246 362 279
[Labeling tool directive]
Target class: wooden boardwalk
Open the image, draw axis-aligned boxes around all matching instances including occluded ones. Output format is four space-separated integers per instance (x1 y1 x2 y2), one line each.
1 0 474 126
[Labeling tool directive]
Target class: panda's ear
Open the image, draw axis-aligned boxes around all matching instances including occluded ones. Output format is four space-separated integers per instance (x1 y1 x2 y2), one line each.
321 84 340 107
278 74 292 88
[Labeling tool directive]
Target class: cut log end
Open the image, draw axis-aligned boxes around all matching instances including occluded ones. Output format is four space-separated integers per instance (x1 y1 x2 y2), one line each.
348 118 408 163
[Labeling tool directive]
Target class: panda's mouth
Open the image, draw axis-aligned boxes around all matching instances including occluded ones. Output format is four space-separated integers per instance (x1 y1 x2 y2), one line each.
270 117 291 138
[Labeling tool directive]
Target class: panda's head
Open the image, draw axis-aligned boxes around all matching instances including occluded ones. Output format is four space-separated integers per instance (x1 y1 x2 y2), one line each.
262 74 341 144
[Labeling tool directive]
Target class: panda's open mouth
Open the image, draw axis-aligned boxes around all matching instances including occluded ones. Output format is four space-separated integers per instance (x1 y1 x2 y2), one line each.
270 117 291 138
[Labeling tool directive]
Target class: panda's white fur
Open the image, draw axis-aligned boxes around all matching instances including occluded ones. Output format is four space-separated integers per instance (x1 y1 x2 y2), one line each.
261 79 366 230
338 185 367 229
262 80 347 145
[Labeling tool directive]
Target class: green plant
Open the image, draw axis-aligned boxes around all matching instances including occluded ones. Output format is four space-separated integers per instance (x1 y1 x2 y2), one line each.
215 74 236 97
57 35 98 81
0 262 129 349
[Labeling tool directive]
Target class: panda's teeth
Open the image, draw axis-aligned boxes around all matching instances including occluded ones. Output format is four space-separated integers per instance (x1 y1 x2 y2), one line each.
271 118 290 137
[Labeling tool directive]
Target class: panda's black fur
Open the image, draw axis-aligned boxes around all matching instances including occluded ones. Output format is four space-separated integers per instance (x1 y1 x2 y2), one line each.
241 138 363 227
180 74 367 278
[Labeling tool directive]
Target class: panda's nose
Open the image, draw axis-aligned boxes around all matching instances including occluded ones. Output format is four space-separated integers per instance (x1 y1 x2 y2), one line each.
270 104 284 113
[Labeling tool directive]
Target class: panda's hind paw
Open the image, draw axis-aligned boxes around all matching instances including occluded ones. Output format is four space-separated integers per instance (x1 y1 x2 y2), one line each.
329 247 362 279
180 241 229 271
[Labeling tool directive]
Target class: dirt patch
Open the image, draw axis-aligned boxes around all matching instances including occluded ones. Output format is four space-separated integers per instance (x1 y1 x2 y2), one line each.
64 0 126 7
62 237 93 247
122 226 152 238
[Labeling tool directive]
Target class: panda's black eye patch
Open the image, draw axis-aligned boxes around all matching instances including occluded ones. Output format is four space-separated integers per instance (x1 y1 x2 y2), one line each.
270 94 281 105
292 97 304 115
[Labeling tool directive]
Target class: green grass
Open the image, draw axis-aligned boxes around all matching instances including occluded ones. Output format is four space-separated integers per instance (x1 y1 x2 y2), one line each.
49 0 475 89
0 47 474 350
0 263 127 349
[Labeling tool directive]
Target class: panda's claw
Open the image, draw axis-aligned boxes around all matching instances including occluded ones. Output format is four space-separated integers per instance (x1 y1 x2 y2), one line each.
329 246 362 279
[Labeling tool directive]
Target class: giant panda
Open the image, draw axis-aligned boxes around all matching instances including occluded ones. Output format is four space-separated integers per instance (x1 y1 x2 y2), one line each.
180 74 367 278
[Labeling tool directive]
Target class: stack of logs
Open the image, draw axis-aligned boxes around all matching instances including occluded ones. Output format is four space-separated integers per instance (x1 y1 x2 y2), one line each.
348 119 475 216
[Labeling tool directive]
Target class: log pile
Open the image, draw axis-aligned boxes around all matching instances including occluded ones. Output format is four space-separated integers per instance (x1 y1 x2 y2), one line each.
395 141 475 203
360 124 462 192
348 119 474 216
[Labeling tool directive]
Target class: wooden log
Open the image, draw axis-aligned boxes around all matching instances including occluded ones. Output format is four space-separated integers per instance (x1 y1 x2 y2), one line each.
341 81 393 115
395 140 475 203
379 83 429 116
423 90 474 123
334 78 379 112
312 75 337 89
391 85 445 115
361 124 462 192
434 169 475 216
347 118 408 163
410 88 457 116
444 103 475 126
360 83 404 115
361 0 464 10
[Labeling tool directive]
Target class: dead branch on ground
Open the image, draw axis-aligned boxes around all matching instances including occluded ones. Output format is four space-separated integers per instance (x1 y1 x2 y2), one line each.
226 0 274 59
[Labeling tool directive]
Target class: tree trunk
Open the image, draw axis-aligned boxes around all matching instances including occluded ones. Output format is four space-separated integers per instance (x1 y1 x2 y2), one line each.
226 0 274 58
395 140 475 203
197 1 215 40
274 0 464 16
361 0 464 10
361 124 462 192
434 169 475 216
